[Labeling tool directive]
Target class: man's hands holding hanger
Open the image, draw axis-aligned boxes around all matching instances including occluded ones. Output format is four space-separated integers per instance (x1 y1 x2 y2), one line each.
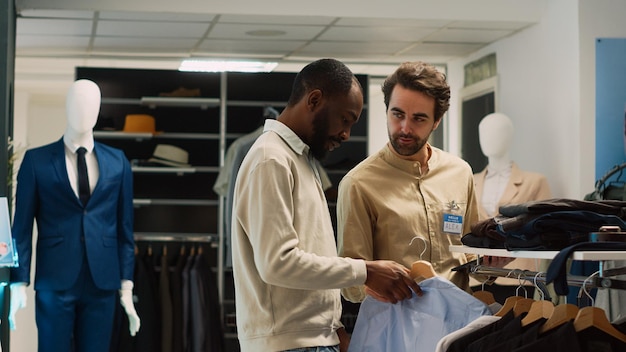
363 260 422 304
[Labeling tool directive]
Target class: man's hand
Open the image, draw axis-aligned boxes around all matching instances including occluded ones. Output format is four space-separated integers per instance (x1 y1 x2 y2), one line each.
337 327 350 352
364 260 422 304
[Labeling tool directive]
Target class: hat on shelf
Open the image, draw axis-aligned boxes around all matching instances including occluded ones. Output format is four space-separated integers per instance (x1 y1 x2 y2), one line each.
148 144 191 167
122 114 162 134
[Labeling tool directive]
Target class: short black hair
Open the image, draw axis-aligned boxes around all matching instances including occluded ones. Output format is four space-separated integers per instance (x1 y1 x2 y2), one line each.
287 58 362 106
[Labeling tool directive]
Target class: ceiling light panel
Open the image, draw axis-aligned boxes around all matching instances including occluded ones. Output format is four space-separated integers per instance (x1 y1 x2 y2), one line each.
179 60 278 73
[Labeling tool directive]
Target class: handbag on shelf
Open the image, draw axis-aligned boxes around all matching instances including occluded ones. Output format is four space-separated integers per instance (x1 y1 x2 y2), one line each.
584 163 626 201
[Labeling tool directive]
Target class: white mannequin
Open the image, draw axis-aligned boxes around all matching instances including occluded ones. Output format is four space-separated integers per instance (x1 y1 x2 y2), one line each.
9 79 141 336
475 112 554 291
64 79 102 147
478 112 514 217
479 112 513 172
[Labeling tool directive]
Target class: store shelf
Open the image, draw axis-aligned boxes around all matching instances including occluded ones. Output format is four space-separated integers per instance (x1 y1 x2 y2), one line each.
94 131 221 140
141 96 220 109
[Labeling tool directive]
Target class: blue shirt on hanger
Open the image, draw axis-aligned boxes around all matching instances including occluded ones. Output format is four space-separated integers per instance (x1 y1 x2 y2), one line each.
348 276 491 352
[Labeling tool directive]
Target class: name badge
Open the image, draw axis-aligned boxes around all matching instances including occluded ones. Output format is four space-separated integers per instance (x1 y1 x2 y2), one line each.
443 213 463 234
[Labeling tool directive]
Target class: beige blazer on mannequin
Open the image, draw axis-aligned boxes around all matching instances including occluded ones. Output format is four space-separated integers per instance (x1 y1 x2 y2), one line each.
474 162 552 221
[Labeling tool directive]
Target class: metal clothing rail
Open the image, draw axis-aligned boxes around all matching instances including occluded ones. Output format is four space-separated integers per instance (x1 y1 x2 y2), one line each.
134 232 217 245
468 264 626 300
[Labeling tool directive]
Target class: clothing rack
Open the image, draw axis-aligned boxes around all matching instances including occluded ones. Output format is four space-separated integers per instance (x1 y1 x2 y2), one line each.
468 264 626 298
451 245 626 296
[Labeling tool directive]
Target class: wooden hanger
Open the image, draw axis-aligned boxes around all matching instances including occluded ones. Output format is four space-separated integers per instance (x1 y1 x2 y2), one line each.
512 297 535 317
494 296 523 317
472 273 496 305
521 271 554 326
539 303 579 334
473 290 496 305
409 236 437 280
521 300 554 327
494 269 530 317
410 260 437 280
574 306 626 343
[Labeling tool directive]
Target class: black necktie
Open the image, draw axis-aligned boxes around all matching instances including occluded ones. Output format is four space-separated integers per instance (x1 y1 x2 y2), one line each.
76 147 90 206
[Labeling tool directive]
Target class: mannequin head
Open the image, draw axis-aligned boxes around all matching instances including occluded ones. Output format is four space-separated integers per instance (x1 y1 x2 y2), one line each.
65 79 101 136
478 112 513 160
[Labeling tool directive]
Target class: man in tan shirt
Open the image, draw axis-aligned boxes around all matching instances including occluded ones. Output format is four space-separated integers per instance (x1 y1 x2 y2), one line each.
338 61 513 303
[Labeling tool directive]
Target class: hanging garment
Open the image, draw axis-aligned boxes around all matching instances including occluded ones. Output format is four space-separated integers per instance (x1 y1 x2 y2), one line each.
444 310 515 352
189 250 224 352
435 315 501 352
133 249 161 352
546 241 626 295
512 321 582 352
348 276 491 352
159 248 173 352
169 247 187 352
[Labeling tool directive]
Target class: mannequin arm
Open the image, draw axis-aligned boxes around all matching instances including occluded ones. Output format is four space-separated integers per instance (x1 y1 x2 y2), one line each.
9 282 28 330
119 280 141 336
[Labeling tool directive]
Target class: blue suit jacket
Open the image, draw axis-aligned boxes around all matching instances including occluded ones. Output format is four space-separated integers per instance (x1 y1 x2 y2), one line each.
10 138 135 291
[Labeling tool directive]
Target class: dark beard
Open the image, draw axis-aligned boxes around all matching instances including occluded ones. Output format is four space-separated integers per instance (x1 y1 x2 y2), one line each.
310 107 331 161
389 132 428 156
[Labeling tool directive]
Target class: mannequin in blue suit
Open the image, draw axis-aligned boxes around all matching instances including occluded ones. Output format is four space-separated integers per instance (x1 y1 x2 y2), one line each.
9 79 140 352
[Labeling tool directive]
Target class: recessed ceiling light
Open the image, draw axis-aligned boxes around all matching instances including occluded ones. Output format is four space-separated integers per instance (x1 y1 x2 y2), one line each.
179 59 278 73
245 29 286 37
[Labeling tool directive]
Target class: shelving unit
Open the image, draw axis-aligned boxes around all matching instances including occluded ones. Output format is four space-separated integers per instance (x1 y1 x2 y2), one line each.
77 66 370 350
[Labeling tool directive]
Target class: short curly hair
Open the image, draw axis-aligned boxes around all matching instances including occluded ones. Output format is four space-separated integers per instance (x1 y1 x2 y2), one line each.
381 61 450 122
